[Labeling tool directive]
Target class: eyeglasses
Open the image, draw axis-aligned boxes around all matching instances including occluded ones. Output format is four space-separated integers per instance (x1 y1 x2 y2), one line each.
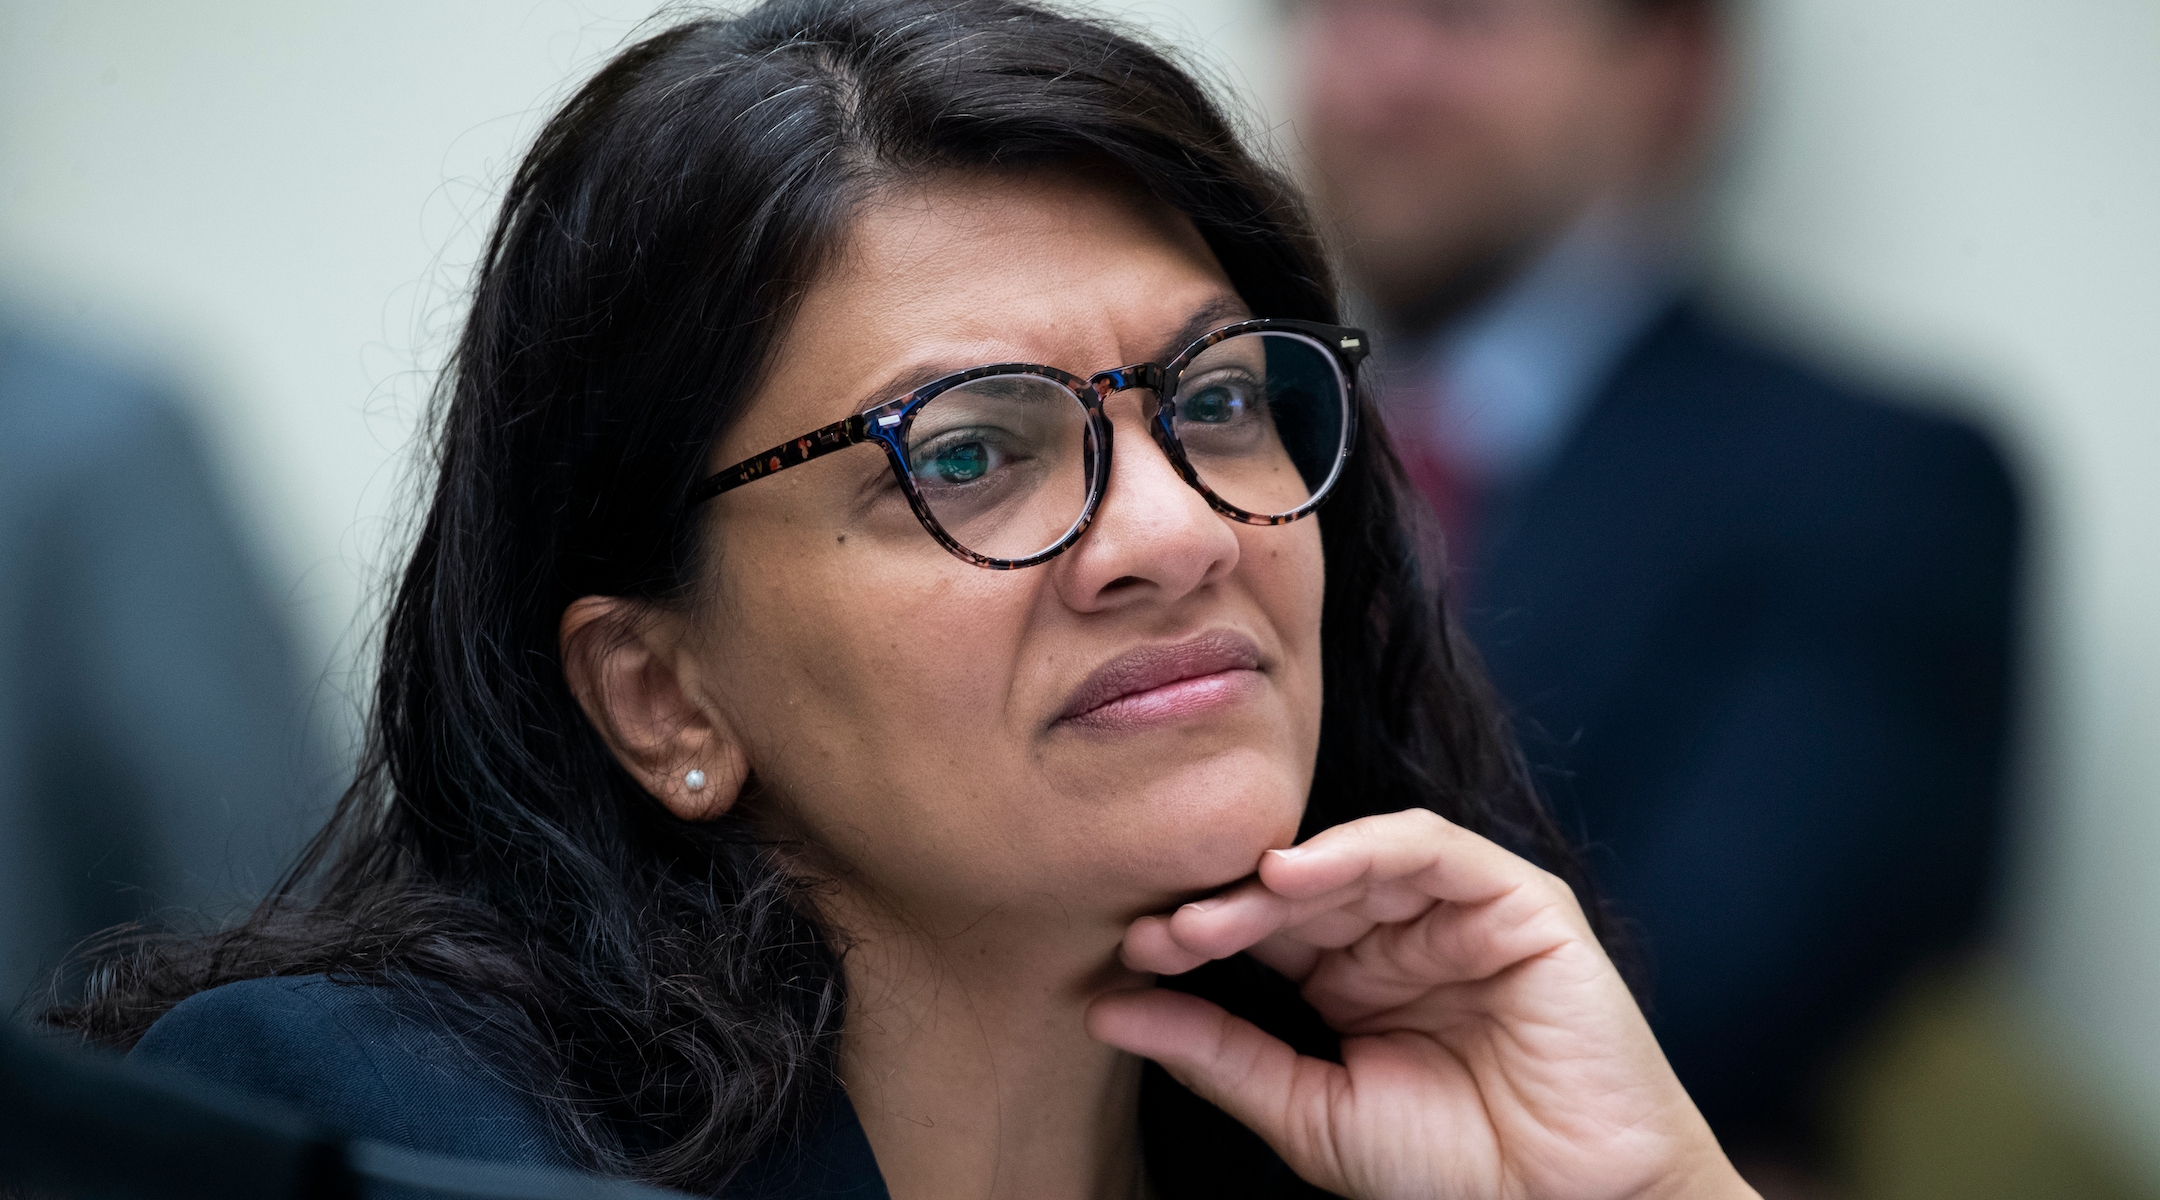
690 319 1369 569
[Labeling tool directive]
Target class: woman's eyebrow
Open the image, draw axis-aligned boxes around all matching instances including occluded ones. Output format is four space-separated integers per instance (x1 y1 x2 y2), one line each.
851 362 970 415
846 295 1252 413
1155 296 1253 362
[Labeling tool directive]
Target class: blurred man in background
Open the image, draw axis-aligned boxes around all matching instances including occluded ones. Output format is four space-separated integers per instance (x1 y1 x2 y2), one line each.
0 313 335 1012
1291 0 2021 1189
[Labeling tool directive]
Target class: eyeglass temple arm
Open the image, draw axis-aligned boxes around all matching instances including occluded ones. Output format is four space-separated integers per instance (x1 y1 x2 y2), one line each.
690 413 870 505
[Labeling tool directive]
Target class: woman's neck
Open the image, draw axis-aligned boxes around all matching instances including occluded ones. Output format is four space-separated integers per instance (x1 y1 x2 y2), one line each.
830 888 1151 1200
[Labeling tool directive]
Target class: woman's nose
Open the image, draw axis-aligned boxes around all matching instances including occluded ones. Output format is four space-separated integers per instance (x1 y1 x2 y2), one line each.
1051 395 1241 613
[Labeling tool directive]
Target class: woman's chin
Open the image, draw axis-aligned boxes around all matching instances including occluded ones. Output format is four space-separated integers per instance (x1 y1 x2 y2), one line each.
1089 757 1309 905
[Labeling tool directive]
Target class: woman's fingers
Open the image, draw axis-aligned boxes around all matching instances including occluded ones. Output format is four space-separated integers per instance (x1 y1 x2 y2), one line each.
1241 932 1324 982
1119 875 1361 974
1302 892 1600 1031
1085 987 1346 1182
1256 809 1547 909
1108 812 1749 1200
1124 810 1586 978
1120 913 1205 976
1120 879 1379 976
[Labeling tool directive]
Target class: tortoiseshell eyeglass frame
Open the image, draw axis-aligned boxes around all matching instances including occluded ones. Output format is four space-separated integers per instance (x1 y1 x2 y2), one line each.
687 318 1371 570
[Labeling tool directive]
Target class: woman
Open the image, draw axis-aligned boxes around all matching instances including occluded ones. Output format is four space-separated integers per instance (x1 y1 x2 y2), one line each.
55 2 1755 1197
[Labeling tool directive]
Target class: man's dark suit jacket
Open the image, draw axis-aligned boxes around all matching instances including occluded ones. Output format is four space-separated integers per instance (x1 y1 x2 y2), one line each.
0 318 334 1008
1460 299 2021 1152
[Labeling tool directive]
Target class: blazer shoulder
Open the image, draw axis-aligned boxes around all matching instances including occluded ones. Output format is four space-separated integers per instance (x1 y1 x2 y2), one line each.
1617 303 2022 506
1632 306 1981 435
131 975 567 1168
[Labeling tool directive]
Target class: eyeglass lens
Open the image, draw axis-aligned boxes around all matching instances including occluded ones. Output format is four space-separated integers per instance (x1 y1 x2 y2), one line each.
901 330 1348 563
906 373 1097 562
1171 330 1348 520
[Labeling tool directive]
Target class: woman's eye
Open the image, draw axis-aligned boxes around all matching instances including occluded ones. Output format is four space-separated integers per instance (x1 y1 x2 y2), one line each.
1179 381 1256 425
912 434 1003 483
929 441 989 482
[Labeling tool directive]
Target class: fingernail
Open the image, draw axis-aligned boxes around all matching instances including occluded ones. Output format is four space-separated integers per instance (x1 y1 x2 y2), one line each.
1266 846 1306 861
1181 895 1229 914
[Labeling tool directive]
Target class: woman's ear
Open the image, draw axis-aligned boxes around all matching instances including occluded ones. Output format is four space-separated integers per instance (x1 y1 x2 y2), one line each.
559 596 750 821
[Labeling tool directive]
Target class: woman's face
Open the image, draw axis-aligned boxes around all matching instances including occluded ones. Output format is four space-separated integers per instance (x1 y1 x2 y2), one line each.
688 171 1325 932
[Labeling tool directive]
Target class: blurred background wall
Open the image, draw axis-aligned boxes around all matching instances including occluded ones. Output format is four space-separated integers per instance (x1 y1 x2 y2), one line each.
2 0 2154 1194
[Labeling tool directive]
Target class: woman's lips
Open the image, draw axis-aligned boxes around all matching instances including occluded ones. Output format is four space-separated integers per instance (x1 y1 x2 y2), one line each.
1057 631 1265 734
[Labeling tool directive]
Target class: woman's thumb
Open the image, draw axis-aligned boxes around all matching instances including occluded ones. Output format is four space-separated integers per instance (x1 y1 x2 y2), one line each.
1086 987 1341 1181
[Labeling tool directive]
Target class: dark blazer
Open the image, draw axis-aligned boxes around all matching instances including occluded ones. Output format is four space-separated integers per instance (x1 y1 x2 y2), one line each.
130 976 890 1199
1461 300 2021 1151
129 962 1335 1199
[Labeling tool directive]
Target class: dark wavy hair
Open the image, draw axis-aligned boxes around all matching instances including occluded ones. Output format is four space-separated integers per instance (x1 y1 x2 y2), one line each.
50 0 1588 1193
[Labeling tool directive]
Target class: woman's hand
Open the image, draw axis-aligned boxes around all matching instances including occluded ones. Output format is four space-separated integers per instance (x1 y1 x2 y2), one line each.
1086 809 1757 1200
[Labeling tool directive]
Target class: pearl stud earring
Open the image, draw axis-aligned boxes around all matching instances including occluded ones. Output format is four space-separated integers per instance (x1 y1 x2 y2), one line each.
684 768 708 791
